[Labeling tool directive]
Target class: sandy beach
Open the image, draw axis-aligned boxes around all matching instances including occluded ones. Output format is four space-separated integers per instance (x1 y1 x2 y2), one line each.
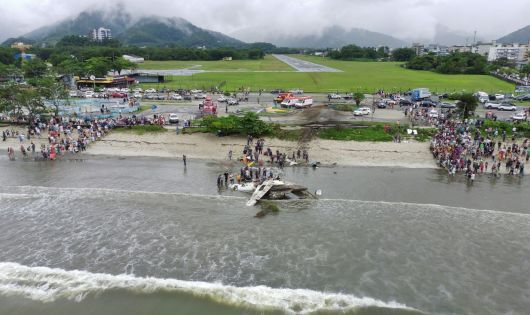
85 130 436 168
1 126 435 168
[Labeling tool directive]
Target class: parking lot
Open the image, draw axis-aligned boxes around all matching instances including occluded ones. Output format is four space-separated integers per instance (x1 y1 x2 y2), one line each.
69 87 529 125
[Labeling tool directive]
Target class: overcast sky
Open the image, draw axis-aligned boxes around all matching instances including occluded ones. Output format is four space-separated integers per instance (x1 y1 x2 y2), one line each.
0 0 529 43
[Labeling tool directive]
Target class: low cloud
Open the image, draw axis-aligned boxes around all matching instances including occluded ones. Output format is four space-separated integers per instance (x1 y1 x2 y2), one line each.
0 0 528 43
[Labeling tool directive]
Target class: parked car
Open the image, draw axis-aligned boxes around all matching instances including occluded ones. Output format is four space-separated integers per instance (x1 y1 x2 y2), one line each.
168 113 179 124
514 94 530 101
133 92 143 98
420 100 436 107
511 112 527 122
227 98 239 105
84 91 94 98
428 109 439 118
156 94 166 100
484 102 500 109
69 90 79 98
498 103 517 111
111 92 127 98
281 97 298 108
145 88 156 93
183 95 192 101
377 101 387 109
495 94 505 100
217 95 228 102
170 93 183 100
328 93 341 100
190 89 203 94
383 99 396 107
194 93 206 100
343 93 353 100
440 102 456 109
289 89 304 94
353 107 371 116
399 99 413 107
294 97 313 108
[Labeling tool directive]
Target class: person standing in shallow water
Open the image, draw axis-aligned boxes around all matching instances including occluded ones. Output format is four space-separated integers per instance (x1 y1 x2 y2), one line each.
183 155 187 167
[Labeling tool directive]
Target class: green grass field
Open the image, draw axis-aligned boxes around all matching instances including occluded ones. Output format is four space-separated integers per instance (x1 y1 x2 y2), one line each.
140 54 514 93
137 55 293 72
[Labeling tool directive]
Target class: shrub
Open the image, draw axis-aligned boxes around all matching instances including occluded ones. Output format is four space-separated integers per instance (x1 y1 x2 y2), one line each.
482 120 530 137
200 112 273 136
317 125 394 142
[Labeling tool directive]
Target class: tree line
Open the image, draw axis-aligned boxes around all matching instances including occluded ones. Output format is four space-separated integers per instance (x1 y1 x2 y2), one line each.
26 35 269 64
328 44 390 60
405 52 489 74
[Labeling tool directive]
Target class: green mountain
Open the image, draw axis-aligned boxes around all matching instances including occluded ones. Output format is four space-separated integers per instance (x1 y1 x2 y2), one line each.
23 9 132 43
497 25 530 44
11 8 244 48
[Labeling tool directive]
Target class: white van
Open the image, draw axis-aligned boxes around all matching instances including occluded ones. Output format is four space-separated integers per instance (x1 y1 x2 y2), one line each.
294 97 313 108
474 91 489 103
281 97 298 108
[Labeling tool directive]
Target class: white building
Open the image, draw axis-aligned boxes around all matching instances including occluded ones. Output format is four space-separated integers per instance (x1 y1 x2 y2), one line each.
426 44 449 56
448 45 472 53
487 43 528 63
471 42 493 57
411 43 425 56
91 27 112 41
122 54 145 63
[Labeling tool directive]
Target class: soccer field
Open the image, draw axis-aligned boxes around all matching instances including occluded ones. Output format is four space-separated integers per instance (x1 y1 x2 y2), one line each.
140 54 514 93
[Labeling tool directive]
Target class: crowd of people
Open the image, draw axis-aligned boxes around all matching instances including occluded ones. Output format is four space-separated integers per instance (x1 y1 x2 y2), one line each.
3 116 116 160
405 106 445 126
430 117 528 180
217 135 311 189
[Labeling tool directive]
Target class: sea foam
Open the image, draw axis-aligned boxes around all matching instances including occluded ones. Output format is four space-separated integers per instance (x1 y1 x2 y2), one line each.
0 262 414 314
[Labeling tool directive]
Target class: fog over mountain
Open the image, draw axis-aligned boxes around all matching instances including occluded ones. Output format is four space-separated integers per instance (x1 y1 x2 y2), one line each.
1 0 530 45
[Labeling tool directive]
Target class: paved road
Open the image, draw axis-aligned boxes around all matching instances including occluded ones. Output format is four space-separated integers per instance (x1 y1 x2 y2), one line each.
123 69 205 76
272 54 342 73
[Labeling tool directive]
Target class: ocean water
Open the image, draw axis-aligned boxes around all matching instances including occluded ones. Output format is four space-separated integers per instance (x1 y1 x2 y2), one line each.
0 157 529 315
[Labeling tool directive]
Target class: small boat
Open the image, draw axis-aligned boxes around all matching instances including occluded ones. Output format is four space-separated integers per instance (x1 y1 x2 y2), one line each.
229 182 256 193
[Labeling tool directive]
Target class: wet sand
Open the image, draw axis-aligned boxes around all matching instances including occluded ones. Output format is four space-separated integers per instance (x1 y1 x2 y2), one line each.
85 130 435 168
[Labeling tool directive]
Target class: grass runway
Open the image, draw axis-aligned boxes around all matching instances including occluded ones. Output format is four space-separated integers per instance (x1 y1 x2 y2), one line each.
140 54 514 93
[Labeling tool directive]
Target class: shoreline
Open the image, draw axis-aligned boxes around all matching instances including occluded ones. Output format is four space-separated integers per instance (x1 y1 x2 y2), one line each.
1 126 436 169
85 131 437 169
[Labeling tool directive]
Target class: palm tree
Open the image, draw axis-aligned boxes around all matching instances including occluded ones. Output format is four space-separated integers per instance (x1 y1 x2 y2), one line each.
456 93 479 119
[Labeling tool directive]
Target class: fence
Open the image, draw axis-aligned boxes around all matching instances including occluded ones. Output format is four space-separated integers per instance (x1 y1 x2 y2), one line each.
45 99 140 116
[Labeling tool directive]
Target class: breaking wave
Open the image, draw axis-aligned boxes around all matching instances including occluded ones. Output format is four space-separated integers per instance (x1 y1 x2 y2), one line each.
0 262 415 314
